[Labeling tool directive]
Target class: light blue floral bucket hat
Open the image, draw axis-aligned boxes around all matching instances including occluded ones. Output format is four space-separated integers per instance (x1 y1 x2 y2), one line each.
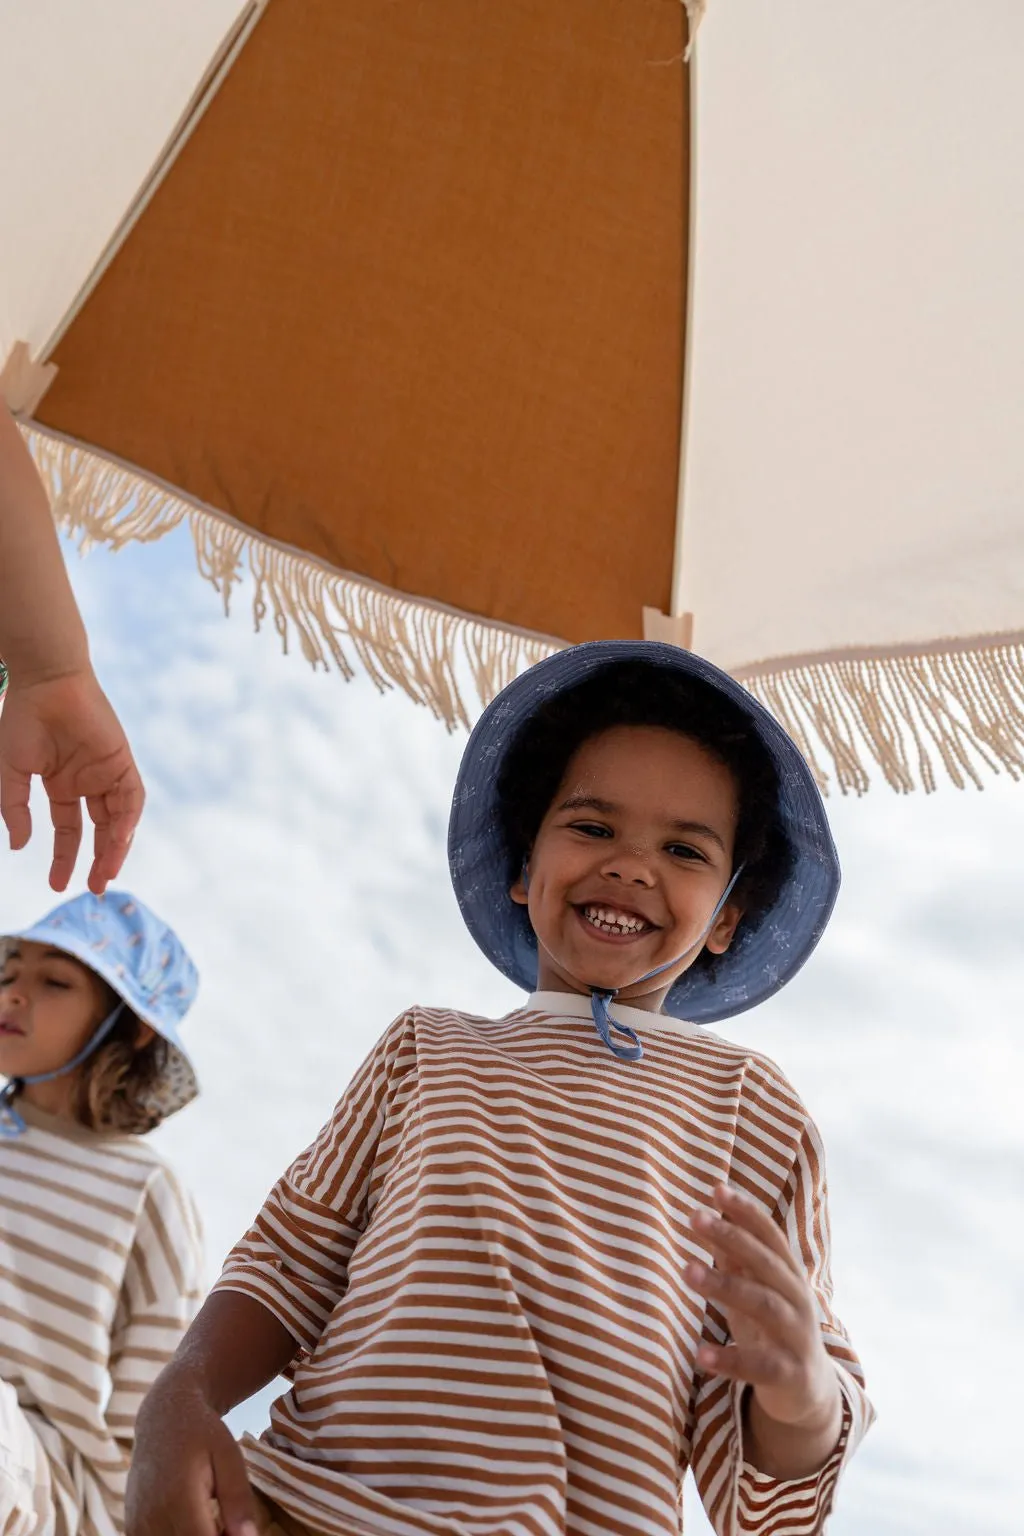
2 890 199 1122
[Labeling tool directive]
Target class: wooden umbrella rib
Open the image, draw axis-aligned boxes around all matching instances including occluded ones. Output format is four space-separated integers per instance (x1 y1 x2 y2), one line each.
667 27 701 631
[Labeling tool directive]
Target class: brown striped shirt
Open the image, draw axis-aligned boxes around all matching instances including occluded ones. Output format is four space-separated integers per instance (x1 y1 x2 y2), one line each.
0 1101 204 1536
218 996 873 1536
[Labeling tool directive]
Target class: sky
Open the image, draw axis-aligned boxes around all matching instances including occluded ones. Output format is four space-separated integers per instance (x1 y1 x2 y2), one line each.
1 528 1021 1534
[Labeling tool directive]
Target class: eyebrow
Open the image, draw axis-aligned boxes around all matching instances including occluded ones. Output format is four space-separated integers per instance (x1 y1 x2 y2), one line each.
557 795 728 853
3 947 78 967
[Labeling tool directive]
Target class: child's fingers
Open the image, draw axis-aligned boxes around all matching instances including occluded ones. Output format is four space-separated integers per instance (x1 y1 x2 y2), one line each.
684 1260 804 1355
689 1209 810 1315
211 1434 261 1536
0 764 32 852
47 791 83 892
709 1185 802 1271
696 1338 801 1392
86 807 133 895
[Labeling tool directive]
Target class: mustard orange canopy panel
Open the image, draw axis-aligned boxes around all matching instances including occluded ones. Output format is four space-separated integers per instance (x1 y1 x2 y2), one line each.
35 0 689 648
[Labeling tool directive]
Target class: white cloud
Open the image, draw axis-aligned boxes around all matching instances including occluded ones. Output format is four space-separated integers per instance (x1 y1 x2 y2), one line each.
2 530 1021 1533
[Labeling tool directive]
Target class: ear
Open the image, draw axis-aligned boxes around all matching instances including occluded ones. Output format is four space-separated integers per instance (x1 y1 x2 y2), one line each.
703 901 744 955
133 1021 157 1051
510 860 531 907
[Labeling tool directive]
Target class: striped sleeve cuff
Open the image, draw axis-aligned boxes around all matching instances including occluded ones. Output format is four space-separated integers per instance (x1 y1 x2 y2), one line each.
733 1367 870 1534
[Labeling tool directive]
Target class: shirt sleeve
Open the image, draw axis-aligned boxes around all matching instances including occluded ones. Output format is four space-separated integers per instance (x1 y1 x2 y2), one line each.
106 1163 205 1448
688 1097 874 1535
213 1013 416 1358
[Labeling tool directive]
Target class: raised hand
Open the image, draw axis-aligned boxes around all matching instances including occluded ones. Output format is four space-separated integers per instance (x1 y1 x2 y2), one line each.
685 1184 843 1472
0 666 144 895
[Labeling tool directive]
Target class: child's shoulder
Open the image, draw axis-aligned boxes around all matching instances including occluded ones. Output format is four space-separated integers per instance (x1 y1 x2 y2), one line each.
382 1001 515 1036
107 1135 203 1257
19 1114 198 1232
97 1127 196 1208
688 1025 811 1121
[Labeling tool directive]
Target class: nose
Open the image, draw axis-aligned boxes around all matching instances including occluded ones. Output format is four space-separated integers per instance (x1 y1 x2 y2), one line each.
600 848 655 887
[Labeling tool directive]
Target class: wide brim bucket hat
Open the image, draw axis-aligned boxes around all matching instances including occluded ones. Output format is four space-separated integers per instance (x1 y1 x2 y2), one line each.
2 890 199 1118
448 640 841 1025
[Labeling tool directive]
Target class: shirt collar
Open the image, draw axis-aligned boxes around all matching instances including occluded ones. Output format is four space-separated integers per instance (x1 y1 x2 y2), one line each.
524 990 700 1039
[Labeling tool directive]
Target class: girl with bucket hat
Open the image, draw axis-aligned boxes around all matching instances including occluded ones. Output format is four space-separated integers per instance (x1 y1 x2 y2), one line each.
0 890 203 1536
129 642 872 1536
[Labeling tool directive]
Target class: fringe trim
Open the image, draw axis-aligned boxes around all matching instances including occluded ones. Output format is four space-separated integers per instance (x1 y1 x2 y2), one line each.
18 425 1024 794
21 424 560 731
736 640 1024 795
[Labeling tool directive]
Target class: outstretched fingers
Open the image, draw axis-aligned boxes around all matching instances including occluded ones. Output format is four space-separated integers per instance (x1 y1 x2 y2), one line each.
694 1339 807 1392
0 764 31 852
690 1195 810 1314
48 792 84 892
86 773 143 894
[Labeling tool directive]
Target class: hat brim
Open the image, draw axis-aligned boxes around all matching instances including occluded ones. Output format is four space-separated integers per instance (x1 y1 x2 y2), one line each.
1 923 199 1117
447 641 840 1024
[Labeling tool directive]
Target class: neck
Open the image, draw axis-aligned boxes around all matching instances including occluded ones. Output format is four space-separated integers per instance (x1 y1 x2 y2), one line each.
15 1075 81 1122
533 959 671 1014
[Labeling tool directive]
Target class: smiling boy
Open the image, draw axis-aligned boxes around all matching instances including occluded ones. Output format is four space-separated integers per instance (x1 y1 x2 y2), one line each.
128 641 872 1536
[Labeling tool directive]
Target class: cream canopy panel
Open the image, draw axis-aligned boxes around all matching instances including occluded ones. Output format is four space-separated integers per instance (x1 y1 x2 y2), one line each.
680 0 1024 670
0 0 256 365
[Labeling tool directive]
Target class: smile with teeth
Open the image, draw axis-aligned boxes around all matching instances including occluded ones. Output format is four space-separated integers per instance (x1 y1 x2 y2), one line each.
580 905 655 937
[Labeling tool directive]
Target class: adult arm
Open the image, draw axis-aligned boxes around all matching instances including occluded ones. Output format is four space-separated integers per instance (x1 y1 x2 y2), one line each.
0 407 144 891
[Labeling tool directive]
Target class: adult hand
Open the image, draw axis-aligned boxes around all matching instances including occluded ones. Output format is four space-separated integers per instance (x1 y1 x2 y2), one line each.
685 1184 842 1442
0 666 144 894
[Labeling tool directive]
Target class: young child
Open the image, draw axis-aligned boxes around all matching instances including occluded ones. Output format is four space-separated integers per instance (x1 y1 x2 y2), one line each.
128 641 873 1536
0 890 203 1536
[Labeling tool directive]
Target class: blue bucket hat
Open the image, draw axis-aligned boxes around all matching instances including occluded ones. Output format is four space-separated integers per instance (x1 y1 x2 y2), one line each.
448 641 840 1036
1 890 199 1126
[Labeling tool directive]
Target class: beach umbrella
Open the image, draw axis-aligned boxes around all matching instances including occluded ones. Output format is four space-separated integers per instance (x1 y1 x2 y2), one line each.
1 0 1021 792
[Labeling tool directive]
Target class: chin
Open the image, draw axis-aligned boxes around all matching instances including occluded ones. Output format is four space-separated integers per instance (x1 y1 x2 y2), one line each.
560 955 651 996
0 1048 35 1079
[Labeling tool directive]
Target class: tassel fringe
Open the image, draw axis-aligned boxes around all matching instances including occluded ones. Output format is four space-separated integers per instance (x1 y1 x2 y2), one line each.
736 641 1024 795
21 424 559 731
19 424 1024 792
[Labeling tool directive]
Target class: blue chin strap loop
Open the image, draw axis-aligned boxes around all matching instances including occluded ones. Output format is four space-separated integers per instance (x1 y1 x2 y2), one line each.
0 1001 125 1139
589 991 645 1062
587 863 746 1065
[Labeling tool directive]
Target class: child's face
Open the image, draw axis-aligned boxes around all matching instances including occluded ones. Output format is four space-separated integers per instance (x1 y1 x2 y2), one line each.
511 725 744 1010
0 940 112 1087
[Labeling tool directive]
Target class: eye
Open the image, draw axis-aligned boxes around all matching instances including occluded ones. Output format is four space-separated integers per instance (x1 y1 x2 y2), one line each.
666 842 708 863
570 821 613 839
44 977 73 990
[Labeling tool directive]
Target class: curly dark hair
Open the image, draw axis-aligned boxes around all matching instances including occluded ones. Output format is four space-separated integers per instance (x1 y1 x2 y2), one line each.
495 660 793 979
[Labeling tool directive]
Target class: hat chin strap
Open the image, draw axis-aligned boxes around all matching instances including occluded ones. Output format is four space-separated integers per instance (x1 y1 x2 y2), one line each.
587 864 746 1064
0 1001 125 1139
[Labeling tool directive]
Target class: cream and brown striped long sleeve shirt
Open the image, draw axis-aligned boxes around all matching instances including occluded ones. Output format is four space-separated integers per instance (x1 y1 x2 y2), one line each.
219 996 872 1536
0 1102 204 1536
